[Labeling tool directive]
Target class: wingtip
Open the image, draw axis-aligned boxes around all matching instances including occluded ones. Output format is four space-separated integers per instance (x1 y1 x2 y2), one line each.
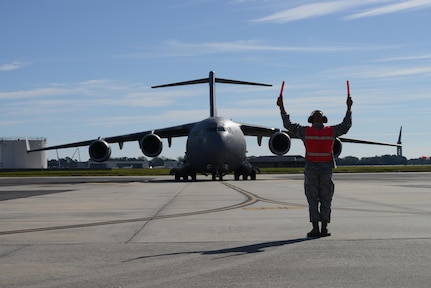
25 137 31 153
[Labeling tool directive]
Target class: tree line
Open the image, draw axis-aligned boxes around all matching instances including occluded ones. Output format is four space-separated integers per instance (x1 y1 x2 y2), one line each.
47 156 176 169
48 154 430 169
336 155 431 166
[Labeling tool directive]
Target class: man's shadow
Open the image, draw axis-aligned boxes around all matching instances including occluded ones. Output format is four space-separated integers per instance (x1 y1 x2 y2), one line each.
123 237 315 262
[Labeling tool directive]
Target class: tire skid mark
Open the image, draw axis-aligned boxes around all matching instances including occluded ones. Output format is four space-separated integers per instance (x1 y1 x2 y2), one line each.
0 182 257 236
1 181 422 236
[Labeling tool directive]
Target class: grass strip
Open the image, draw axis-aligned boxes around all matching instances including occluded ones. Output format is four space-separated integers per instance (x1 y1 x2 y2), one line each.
1 166 431 177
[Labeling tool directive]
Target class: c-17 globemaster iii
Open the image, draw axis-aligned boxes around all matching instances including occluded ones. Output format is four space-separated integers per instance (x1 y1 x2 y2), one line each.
28 71 401 181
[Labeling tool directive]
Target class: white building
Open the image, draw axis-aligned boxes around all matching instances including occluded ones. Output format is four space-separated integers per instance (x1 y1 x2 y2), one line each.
0 138 47 169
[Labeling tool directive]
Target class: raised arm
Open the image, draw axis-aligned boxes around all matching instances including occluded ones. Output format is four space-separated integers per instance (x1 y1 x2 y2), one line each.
333 81 353 137
346 80 353 112
276 81 286 114
276 82 306 139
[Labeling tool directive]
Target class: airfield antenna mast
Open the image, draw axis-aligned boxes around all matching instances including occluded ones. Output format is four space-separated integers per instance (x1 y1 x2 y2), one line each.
71 147 82 162
56 149 61 168
397 126 402 157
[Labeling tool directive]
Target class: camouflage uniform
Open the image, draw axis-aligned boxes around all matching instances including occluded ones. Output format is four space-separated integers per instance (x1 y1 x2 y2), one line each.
281 110 352 223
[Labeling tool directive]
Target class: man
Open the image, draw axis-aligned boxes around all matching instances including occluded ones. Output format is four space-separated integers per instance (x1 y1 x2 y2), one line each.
277 90 353 238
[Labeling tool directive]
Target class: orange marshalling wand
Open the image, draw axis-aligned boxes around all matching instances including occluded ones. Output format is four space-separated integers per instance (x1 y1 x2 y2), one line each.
279 81 285 98
347 80 350 96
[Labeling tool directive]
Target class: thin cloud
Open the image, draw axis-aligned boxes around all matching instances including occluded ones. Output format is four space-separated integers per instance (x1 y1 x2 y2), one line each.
0 87 71 100
165 40 394 54
0 61 27 71
118 39 394 59
166 39 341 53
322 65 431 79
373 66 431 77
253 0 431 23
253 1 367 23
0 80 135 100
346 0 431 20
0 80 204 122
372 53 431 62
89 108 208 128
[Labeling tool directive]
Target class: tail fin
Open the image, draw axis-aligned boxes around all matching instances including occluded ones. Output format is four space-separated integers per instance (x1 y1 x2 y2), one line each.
152 71 272 117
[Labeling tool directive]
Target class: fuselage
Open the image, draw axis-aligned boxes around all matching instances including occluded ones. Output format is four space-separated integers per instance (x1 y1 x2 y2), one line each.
186 117 246 175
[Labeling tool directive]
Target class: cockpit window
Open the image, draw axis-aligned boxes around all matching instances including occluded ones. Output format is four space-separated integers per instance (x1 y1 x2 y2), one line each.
206 125 226 132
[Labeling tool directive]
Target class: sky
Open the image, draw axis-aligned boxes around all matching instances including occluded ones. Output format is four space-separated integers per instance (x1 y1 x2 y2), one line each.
1 0 430 161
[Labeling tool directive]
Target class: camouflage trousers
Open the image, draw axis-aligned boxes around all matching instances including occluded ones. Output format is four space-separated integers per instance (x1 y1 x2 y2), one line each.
304 161 334 223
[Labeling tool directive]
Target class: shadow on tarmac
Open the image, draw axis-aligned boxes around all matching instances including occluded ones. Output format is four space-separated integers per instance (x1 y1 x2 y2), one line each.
0 189 75 201
124 238 315 262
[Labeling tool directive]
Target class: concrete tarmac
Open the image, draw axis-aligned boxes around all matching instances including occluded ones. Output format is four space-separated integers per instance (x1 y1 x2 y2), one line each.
1 173 431 287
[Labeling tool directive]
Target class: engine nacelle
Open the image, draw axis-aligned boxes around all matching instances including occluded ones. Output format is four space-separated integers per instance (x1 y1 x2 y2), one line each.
333 137 342 158
89 139 111 162
140 133 163 157
269 132 291 156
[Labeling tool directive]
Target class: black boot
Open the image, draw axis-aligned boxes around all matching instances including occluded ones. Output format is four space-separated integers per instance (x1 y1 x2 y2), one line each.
307 222 320 238
320 221 331 237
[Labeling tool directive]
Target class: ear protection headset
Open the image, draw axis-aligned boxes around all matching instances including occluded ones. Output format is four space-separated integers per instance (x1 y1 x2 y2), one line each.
308 110 328 123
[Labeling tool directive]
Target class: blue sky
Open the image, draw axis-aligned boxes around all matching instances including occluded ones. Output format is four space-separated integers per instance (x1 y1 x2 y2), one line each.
1 0 430 161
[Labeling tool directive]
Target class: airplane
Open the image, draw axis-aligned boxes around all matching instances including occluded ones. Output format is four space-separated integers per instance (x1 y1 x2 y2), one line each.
27 71 402 181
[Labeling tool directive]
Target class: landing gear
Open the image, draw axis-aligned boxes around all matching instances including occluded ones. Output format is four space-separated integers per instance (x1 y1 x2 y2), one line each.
175 171 181 181
250 169 257 180
234 169 256 180
172 168 197 182
233 162 259 181
211 171 223 181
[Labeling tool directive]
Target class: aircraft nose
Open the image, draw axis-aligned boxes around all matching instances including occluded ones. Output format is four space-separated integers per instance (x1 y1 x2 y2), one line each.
207 133 228 158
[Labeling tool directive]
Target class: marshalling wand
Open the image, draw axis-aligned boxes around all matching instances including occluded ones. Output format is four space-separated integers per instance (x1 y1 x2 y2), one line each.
347 80 350 97
279 80 285 98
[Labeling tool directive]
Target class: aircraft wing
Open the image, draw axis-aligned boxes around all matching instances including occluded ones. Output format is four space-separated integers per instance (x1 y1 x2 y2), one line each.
239 123 401 152
28 122 198 152
240 123 301 140
239 123 278 137
279 134 401 148
338 137 401 147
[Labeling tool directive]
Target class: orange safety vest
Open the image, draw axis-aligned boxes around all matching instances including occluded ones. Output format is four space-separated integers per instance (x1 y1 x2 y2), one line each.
305 126 334 162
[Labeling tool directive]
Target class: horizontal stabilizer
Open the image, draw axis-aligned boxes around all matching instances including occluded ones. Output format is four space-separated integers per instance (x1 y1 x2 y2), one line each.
151 78 209 88
151 71 272 118
215 78 272 87
151 77 272 88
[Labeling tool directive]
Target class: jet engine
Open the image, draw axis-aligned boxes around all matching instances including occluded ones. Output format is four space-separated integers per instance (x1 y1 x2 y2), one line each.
140 133 163 157
89 139 111 162
269 132 291 155
333 137 342 158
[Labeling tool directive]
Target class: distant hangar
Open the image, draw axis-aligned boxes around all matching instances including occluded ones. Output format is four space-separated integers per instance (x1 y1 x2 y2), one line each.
0 138 47 169
249 155 305 168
